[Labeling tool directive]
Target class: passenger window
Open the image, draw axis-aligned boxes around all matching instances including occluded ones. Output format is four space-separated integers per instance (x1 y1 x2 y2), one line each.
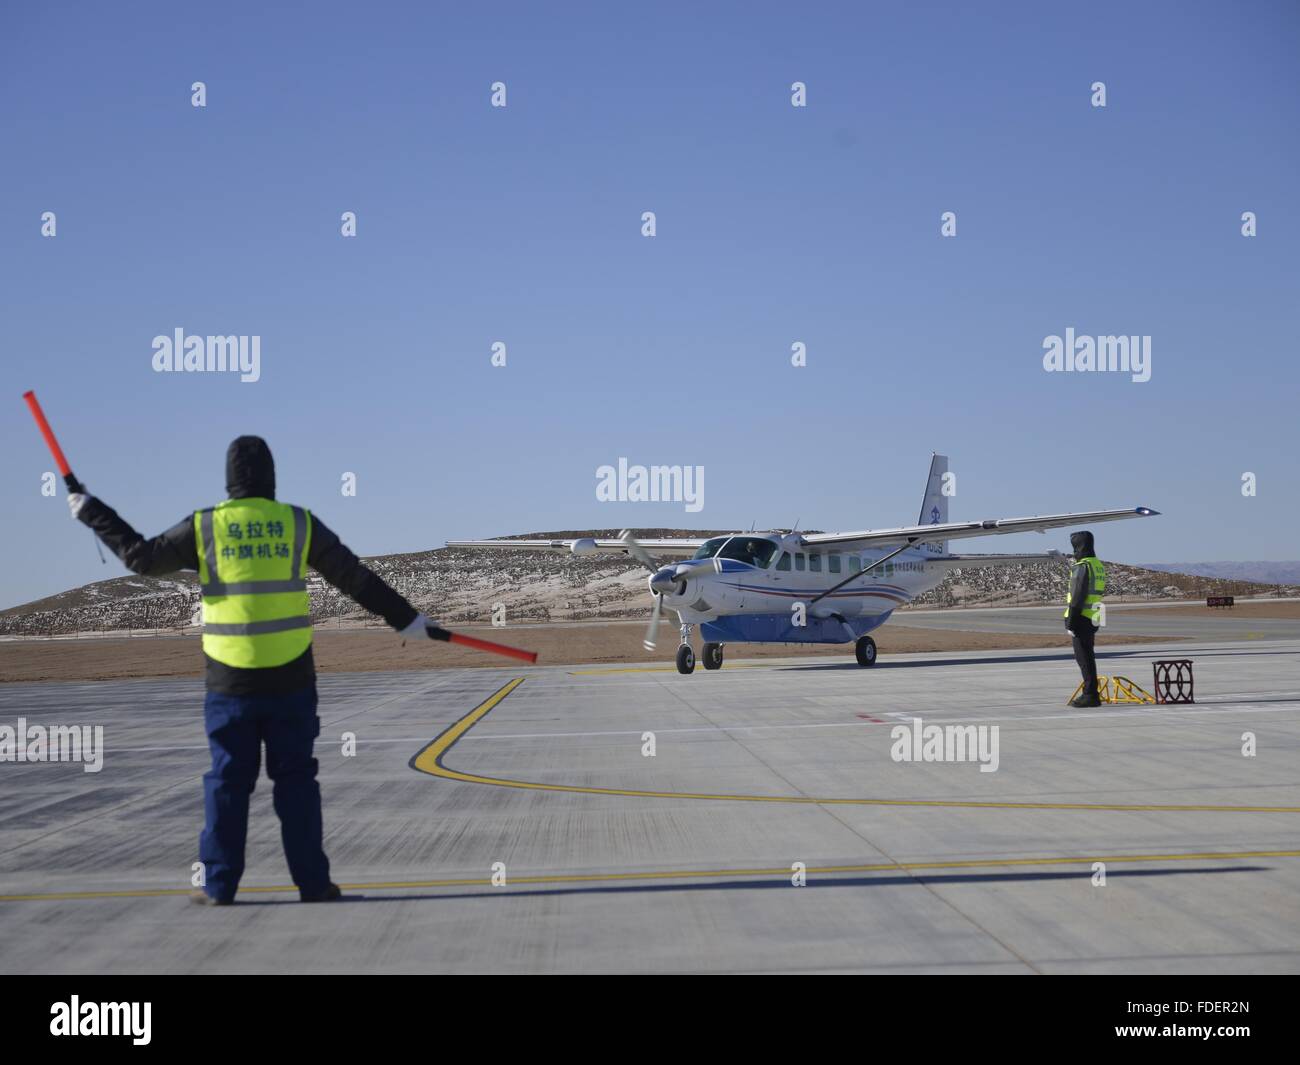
849 556 860 573
809 554 822 573
776 552 790 571
829 555 841 574
795 554 805 571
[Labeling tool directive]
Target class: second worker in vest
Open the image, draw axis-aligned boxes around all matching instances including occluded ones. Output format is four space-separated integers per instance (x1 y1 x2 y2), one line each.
68 436 434 905
1064 530 1106 708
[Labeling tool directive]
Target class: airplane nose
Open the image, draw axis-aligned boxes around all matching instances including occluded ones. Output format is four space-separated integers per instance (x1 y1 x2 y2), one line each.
649 568 678 594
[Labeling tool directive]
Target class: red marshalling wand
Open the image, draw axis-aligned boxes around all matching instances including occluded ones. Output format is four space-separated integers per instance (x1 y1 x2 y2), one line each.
426 626 538 664
23 390 84 493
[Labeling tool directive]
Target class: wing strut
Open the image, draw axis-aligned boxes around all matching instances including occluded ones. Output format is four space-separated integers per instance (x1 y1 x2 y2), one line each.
808 538 918 606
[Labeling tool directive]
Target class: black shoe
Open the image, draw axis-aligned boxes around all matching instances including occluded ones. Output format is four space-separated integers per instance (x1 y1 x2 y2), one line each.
189 890 233 907
1070 693 1102 708
300 883 342 903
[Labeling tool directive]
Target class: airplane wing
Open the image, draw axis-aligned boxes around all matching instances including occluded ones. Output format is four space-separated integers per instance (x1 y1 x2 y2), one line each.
446 536 706 558
801 506 1158 549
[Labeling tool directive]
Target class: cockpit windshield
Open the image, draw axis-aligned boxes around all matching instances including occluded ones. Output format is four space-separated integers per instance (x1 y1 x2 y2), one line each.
720 537 778 568
691 537 730 561
691 536 778 568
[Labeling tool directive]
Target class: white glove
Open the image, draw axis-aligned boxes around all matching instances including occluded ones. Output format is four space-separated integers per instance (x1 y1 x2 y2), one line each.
399 613 430 644
68 493 91 520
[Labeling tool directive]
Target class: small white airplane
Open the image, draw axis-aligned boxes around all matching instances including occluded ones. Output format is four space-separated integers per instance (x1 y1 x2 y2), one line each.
448 455 1159 674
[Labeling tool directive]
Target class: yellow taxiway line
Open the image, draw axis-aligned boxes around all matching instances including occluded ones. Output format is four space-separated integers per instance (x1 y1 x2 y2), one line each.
410 678 1300 813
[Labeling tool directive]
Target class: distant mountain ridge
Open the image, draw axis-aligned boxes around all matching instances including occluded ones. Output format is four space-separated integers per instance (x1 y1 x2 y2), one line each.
1139 561 1300 585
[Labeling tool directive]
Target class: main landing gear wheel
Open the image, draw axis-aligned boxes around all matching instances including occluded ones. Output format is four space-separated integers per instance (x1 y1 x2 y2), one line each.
676 644 696 675
702 642 724 670
855 635 878 667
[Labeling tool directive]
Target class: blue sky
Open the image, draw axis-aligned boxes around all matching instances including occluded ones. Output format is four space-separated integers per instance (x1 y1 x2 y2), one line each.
2 0 1298 608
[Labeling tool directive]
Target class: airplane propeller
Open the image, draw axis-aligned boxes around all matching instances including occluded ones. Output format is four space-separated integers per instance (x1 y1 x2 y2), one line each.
644 590 664 651
619 529 667 650
618 529 660 574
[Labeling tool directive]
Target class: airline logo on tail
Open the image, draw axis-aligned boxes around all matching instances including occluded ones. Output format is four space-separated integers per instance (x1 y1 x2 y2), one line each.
921 455 949 554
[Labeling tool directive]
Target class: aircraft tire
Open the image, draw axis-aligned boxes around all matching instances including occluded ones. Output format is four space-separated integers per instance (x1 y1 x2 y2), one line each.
702 642 723 670
676 645 696 674
855 635 878 667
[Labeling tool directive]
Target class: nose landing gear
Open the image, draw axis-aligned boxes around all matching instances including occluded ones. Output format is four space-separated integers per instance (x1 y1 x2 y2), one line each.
702 642 724 670
675 645 696 674
676 623 696 674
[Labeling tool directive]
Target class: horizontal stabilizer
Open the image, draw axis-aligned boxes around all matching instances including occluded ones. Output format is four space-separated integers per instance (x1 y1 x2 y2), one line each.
927 551 1067 570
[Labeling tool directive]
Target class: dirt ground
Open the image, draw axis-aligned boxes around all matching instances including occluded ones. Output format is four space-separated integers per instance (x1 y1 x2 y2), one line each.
1128 600 1300 620
0 621 1172 684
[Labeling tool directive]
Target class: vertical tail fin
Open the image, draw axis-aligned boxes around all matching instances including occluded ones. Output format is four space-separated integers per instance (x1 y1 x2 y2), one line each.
918 453 949 555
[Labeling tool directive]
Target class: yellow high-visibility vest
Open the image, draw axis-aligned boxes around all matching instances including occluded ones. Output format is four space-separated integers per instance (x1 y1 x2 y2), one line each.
194 498 313 668
1064 555 1105 624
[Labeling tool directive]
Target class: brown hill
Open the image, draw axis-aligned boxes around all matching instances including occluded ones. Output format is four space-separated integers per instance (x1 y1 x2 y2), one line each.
1 531 1292 637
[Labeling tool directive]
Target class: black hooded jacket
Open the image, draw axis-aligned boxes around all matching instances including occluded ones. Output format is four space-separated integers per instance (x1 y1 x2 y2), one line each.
75 436 419 694
1065 530 1098 633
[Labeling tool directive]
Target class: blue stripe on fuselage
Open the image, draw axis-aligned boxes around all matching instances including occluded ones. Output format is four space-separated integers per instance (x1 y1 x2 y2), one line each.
701 611 892 645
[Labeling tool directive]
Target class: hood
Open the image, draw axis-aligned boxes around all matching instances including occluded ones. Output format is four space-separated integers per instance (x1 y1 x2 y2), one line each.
225 436 276 500
1069 530 1095 558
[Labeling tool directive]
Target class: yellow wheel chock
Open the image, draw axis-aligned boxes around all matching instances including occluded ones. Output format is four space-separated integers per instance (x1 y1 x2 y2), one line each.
1067 676 1155 705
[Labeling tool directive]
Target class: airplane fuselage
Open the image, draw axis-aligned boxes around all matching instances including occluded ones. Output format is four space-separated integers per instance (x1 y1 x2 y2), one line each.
652 533 946 645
